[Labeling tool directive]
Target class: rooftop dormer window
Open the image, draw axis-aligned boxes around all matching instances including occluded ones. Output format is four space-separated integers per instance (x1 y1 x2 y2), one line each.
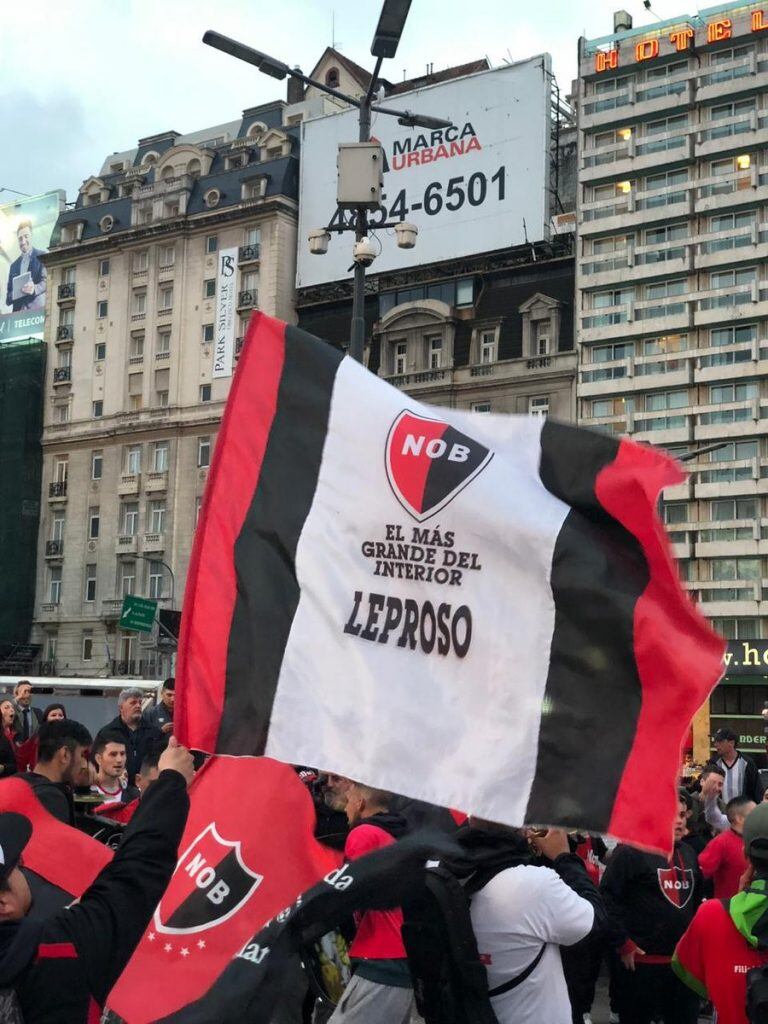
325 67 340 88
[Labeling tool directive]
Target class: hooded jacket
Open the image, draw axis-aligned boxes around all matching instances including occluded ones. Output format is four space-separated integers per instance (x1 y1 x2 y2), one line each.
673 878 768 1024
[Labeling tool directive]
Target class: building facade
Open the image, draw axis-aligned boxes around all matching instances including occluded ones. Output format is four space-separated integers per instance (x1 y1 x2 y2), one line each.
577 3 768 648
32 102 298 678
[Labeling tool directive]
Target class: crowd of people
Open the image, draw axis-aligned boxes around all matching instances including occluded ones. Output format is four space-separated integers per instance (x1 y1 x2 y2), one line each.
1 679 768 1023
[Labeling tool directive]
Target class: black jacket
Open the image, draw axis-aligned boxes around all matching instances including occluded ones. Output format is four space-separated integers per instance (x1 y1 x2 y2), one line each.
600 841 701 955
0 734 17 779
708 751 764 803
0 767 189 1023
18 773 73 826
98 716 162 785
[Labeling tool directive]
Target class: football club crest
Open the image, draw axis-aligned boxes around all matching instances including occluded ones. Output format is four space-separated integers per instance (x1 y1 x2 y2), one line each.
657 865 694 908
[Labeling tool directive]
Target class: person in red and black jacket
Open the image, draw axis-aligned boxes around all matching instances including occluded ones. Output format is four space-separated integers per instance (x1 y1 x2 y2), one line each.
328 781 412 1024
0 736 193 1023
600 792 702 1024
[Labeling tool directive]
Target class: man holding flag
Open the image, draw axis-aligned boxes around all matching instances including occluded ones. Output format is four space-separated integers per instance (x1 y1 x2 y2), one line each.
0 736 193 1022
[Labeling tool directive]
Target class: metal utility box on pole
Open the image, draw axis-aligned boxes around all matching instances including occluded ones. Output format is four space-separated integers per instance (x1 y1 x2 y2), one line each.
337 143 384 208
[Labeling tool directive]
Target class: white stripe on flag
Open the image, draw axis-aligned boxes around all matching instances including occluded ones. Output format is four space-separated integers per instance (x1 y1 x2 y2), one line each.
265 356 569 824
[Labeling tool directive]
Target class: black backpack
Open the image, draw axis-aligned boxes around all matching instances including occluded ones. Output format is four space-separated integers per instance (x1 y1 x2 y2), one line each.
401 861 545 1024
747 965 768 1024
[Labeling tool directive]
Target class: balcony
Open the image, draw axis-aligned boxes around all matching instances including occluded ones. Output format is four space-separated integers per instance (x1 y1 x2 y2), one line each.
116 535 138 554
110 660 146 677
117 473 140 496
38 603 61 620
57 283 75 302
56 324 74 342
238 290 258 309
48 481 67 499
155 350 170 361
145 471 168 493
101 599 124 621
238 244 260 264
143 532 165 552
53 366 71 385
45 540 64 559
234 336 244 360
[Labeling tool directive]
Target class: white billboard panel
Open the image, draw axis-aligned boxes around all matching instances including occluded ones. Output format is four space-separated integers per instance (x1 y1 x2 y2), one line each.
297 56 551 289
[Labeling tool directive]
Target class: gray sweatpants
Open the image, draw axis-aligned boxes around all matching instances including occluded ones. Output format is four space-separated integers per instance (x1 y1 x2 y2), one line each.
327 975 414 1024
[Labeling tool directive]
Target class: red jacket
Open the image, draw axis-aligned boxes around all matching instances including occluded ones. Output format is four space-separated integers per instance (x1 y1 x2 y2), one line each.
674 897 768 1024
345 822 406 960
698 828 747 900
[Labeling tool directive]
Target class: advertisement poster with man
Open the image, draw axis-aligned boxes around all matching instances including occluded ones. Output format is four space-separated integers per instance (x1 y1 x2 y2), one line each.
0 190 63 343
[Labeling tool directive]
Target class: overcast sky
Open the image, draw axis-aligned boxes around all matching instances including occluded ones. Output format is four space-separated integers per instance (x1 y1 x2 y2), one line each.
1 0 670 203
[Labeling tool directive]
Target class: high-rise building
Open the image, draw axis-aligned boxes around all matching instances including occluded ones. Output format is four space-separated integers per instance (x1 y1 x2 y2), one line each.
576 3 768 760
32 102 298 679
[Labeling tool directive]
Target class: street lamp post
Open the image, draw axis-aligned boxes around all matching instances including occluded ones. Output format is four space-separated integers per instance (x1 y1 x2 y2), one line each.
203 0 453 363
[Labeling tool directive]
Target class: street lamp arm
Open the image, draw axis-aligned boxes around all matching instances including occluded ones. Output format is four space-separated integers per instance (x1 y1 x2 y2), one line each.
203 30 363 108
371 104 454 129
135 554 176 606
363 55 385 108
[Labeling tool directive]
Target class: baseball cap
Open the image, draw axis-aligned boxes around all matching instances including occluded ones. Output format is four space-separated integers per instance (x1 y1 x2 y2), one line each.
743 803 768 862
0 813 32 882
714 728 738 743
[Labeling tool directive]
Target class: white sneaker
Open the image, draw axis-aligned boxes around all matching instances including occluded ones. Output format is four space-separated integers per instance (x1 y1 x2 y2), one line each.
609 1014 620 1024
582 1015 593 1024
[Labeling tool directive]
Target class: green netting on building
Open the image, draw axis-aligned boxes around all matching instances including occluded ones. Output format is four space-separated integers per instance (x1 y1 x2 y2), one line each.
0 339 45 661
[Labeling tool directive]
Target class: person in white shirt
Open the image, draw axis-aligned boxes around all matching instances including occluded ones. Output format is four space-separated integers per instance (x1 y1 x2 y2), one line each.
90 731 136 804
468 825 602 1024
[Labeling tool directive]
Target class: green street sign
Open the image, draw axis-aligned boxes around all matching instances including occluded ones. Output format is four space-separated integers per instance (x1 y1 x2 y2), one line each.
119 594 158 633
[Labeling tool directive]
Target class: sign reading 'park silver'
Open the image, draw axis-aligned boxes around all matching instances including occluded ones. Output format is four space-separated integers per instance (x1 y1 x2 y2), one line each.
297 55 552 289
212 247 238 379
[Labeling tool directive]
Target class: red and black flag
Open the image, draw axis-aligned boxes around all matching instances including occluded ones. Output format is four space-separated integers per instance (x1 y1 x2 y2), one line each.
176 311 724 853
107 756 339 1024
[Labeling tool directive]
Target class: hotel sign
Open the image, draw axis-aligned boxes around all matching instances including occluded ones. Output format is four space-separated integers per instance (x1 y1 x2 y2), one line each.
595 10 768 72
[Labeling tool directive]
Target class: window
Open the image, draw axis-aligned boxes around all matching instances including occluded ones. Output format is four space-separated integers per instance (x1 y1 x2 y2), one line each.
706 210 755 253
712 618 761 640
92 400 103 418
393 341 407 376
710 382 758 403
54 456 68 483
99 258 110 277
84 564 97 603
197 436 211 468
703 324 756 368
480 332 496 364
200 384 212 403
48 566 62 604
96 301 108 319
128 373 143 405
535 321 550 356
91 451 103 480
592 397 633 418
82 632 93 663
58 347 72 370
202 324 214 344
636 113 688 156
154 368 170 406
125 445 141 475
88 507 100 539
195 495 203 527
246 226 261 247
711 498 757 521
582 341 634 383
700 440 759 483
706 98 754 140
455 279 474 307
472 402 491 414
427 336 442 370
59 307 74 328
148 561 165 600
94 342 106 361
133 251 148 272
529 396 549 418
51 511 65 542
54 403 70 424
645 390 688 411
152 441 169 473
132 291 146 316
149 500 166 533
129 333 144 360
120 561 136 597
156 330 171 355
205 235 218 254
121 502 139 536
325 67 340 88
158 286 173 311
712 558 761 581
159 245 175 269
204 279 216 299
62 267 76 285
663 502 689 525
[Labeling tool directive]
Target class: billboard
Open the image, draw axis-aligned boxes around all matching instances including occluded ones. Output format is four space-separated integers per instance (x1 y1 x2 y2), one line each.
0 190 63 343
297 55 551 289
